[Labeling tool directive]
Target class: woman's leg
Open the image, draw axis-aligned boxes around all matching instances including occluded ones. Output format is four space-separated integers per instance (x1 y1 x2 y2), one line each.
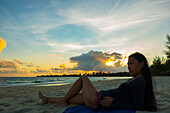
55 94 84 106
81 76 98 108
39 76 98 108
39 92 84 105
38 91 64 104
63 76 98 108
63 77 82 103
68 94 84 105
39 77 83 105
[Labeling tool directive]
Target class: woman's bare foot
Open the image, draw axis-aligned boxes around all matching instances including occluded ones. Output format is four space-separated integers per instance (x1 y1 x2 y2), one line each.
38 91 48 104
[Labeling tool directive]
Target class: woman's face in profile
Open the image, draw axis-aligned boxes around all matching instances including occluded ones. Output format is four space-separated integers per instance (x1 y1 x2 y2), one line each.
128 57 143 76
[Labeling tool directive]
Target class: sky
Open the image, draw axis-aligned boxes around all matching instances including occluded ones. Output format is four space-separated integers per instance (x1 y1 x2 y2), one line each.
0 0 170 77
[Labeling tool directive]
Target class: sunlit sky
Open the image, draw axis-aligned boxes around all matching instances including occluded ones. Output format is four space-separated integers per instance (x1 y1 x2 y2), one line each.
0 0 170 77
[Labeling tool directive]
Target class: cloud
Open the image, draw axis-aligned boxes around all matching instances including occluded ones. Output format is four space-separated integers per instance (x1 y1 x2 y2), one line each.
0 59 40 74
14 59 24 65
36 68 49 73
1 0 170 37
55 0 170 33
26 62 39 67
69 50 128 72
59 55 65 59
27 63 34 67
50 50 128 73
46 39 126 54
15 60 38 67
2 0 168 57
0 60 41 74
51 63 71 73
0 68 18 74
0 50 128 75
42 0 170 54
50 63 82 74
14 59 38 67
49 53 65 59
0 60 18 68
49 53 56 56
59 63 67 69
0 37 7 53
51 67 61 71
30 68 49 74
0 68 29 74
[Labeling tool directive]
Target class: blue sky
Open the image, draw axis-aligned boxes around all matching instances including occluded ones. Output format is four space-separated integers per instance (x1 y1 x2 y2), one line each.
0 0 170 77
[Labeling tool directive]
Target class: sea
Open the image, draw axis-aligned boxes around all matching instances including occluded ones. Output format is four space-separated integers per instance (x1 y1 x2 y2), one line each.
0 77 131 87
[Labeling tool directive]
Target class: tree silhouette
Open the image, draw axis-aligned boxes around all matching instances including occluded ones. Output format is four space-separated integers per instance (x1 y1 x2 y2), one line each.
150 56 165 76
164 34 170 60
164 34 170 71
150 34 170 76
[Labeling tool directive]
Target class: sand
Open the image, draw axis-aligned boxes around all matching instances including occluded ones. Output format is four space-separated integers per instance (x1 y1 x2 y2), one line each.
0 76 170 113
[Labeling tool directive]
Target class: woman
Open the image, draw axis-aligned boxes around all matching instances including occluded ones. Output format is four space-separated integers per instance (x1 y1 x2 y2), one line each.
38 52 157 111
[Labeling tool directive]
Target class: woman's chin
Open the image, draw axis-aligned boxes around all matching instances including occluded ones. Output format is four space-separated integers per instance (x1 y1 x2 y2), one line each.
130 73 135 76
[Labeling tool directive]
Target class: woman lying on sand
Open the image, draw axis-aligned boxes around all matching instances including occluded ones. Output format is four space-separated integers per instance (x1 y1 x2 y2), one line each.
38 52 157 111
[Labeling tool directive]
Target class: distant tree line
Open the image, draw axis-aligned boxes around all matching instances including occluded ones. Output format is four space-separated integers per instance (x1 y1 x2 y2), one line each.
150 34 170 76
36 71 130 77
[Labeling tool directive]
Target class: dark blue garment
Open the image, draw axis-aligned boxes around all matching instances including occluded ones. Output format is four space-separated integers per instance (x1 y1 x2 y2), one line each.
63 105 136 113
98 77 145 111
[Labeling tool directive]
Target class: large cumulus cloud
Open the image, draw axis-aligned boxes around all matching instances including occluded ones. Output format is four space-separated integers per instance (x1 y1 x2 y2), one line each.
69 50 128 72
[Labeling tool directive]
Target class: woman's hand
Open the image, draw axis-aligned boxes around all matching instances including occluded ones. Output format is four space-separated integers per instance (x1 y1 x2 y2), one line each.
99 97 114 107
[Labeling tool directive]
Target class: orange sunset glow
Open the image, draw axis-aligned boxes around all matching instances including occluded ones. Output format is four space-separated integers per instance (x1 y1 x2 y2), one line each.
0 37 6 53
106 55 128 67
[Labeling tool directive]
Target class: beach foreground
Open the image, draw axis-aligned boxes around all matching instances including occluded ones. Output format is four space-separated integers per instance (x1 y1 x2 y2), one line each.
0 77 170 113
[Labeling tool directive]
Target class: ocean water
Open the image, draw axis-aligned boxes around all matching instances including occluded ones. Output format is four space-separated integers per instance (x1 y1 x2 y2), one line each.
0 77 131 87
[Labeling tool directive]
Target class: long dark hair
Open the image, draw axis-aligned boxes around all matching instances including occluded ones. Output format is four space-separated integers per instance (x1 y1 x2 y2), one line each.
129 52 157 111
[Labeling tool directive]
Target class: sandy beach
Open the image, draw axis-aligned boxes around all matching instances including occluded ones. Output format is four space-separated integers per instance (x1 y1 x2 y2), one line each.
0 76 170 113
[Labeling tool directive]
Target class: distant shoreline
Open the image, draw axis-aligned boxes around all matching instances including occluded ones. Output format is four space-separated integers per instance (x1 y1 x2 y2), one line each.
36 75 131 77
36 71 131 77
